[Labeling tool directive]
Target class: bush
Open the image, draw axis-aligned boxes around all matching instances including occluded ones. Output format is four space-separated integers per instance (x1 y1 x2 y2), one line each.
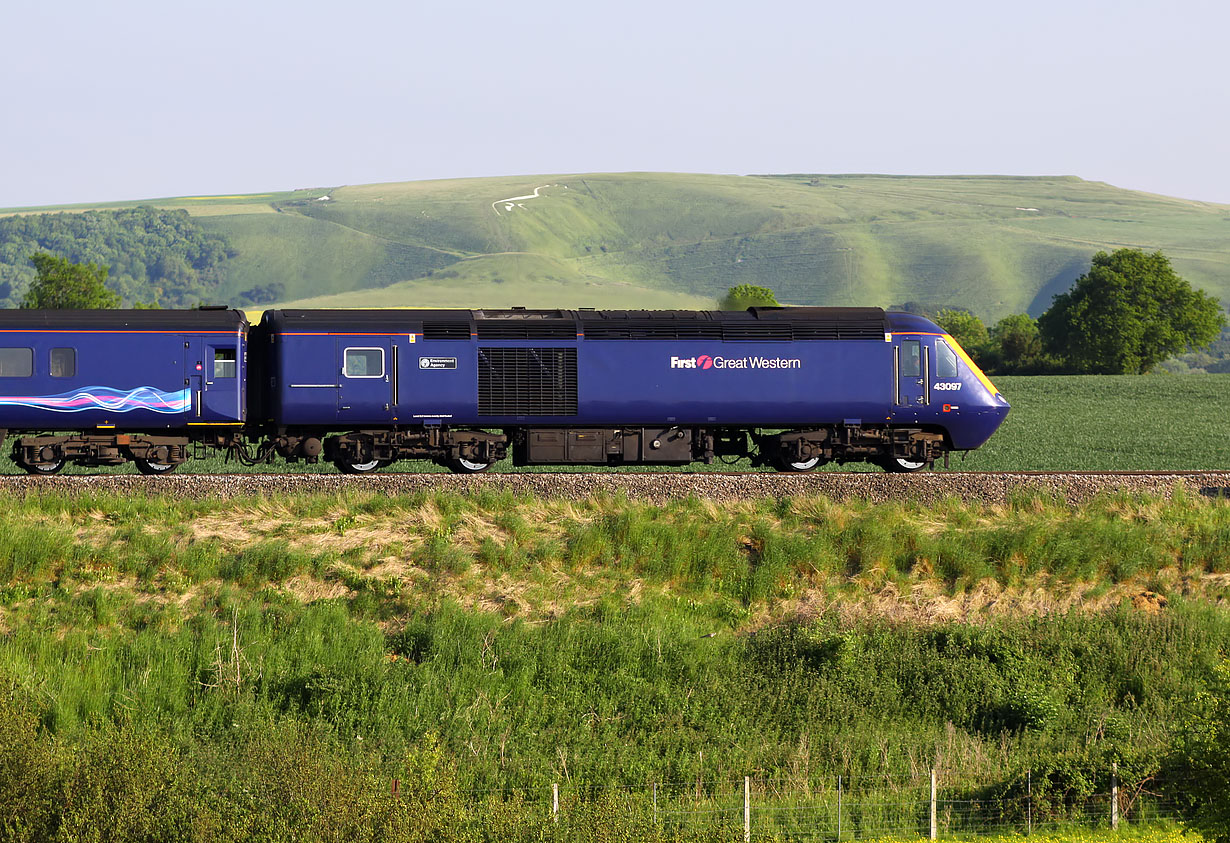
719 284 778 311
1170 660 1230 843
0 687 61 842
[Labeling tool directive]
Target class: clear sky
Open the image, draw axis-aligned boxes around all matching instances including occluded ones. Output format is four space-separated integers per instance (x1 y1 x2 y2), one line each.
3 0 1228 208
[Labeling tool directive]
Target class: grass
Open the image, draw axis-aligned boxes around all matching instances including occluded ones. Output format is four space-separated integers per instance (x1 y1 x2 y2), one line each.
1 486 1227 838
216 173 1230 317
3 488 1230 608
7 173 1230 319
2 487 1230 758
274 253 716 310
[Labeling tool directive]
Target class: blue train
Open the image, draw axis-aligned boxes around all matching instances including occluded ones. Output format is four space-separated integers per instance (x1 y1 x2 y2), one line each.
0 306 1009 474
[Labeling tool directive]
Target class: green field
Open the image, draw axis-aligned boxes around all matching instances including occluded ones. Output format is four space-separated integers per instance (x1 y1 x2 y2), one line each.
964 373 1230 471
6 173 1230 319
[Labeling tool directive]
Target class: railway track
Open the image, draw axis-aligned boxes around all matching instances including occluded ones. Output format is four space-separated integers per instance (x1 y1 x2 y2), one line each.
1 470 1228 505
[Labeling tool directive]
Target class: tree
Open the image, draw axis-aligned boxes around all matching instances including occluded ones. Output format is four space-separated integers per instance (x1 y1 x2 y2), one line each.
1172 660 1230 843
21 253 120 309
985 312 1052 373
934 308 990 362
0 207 234 308
720 284 779 311
1038 249 1224 374
991 313 1042 362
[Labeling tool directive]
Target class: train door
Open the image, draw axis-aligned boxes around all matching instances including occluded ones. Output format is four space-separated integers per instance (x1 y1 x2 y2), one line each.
895 337 929 409
185 337 243 421
337 339 393 423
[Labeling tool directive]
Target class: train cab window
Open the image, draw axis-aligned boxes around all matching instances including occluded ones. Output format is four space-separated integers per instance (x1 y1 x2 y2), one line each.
213 348 236 379
935 339 959 379
0 348 33 377
50 348 76 378
344 347 384 378
900 340 921 377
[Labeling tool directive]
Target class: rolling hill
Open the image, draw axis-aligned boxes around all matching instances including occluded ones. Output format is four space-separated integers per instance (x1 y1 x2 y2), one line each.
5 173 1230 319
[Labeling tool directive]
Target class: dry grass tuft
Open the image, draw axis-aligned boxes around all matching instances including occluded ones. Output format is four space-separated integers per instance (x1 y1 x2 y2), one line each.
1132 590 1169 614
279 575 351 603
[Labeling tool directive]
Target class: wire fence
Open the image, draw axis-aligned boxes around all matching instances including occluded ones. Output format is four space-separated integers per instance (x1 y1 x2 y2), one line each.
450 767 1197 842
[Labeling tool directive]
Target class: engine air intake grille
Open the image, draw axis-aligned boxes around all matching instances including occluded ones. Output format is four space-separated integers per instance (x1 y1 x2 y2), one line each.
478 347 578 416
476 321 577 340
423 321 471 340
722 323 793 342
791 321 887 340
582 322 723 340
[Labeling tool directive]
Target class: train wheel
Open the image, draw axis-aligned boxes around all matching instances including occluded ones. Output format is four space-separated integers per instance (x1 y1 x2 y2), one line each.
334 458 382 474
880 456 928 473
18 458 66 476
775 455 822 472
134 459 179 476
446 457 493 474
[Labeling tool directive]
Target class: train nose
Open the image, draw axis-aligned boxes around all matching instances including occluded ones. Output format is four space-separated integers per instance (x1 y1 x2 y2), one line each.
993 391 1010 424
952 386 1009 451
980 390 1011 439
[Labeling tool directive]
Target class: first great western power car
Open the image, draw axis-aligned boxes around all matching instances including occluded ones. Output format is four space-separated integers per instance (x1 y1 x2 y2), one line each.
0 306 1009 475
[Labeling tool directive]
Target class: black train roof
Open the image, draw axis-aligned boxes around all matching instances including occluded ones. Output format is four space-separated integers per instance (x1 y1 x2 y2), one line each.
262 307 890 342
0 308 247 331
262 307 887 326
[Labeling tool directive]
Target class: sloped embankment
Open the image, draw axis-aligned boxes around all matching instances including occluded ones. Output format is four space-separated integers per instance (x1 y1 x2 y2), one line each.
1 486 1227 840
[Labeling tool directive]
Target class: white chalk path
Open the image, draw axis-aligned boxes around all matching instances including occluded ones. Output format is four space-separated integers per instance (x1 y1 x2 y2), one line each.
491 184 567 215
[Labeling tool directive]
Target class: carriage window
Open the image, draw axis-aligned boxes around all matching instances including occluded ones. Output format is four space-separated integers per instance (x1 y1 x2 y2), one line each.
213 348 236 379
900 340 921 377
935 339 959 379
344 347 384 378
0 348 33 377
50 348 76 378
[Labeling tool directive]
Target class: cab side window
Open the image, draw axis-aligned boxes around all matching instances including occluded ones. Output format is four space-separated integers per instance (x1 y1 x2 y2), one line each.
900 340 921 377
935 339 959 379
344 348 384 378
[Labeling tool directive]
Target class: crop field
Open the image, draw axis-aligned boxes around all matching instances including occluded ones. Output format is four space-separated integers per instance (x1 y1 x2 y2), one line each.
962 373 1230 471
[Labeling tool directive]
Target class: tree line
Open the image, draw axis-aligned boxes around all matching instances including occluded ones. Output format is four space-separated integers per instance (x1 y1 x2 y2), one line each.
0 206 235 308
725 250 1223 376
931 248 1224 375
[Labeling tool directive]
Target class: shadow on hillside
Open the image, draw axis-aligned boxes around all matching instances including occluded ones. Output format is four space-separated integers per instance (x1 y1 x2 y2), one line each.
1027 256 1087 316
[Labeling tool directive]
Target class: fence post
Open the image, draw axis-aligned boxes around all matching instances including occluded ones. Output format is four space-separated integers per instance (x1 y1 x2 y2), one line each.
930 768 938 841
744 776 751 843
553 782 559 824
837 775 843 842
1027 770 1032 835
1111 762 1119 830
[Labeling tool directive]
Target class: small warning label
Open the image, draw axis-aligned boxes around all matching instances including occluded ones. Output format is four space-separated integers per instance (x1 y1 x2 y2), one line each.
419 356 457 370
